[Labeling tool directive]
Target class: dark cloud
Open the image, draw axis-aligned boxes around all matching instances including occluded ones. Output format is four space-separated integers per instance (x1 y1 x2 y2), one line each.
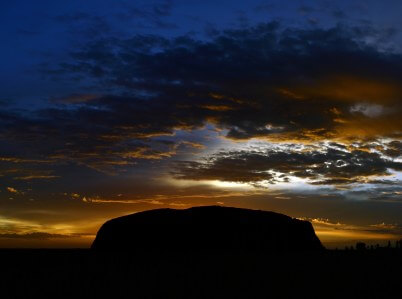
43 22 402 142
1 22 401 186
0 232 72 239
367 179 401 185
345 184 402 202
382 141 402 158
172 144 402 186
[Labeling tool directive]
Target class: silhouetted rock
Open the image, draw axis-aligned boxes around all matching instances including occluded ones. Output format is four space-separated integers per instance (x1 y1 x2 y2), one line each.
91 206 325 251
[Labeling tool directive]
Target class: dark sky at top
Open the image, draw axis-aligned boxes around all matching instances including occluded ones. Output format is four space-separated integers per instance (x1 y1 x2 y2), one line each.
2 0 402 108
0 0 401 247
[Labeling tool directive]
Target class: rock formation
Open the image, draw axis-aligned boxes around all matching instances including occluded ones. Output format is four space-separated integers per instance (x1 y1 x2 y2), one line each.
91 206 324 251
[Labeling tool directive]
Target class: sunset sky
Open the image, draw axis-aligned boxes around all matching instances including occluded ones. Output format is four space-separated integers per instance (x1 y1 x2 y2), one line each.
1 0 401 248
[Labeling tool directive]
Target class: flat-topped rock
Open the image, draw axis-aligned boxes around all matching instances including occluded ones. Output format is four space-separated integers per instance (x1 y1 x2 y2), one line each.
91 206 324 251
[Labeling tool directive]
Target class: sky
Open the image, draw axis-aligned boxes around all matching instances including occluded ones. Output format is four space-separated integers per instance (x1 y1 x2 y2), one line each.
0 0 401 248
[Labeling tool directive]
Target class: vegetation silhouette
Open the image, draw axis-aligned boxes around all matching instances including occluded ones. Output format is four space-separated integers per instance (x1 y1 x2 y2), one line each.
1 244 401 298
91 206 324 251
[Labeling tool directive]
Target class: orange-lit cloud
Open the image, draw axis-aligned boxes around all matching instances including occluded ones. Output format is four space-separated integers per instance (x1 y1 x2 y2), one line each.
6 187 19 193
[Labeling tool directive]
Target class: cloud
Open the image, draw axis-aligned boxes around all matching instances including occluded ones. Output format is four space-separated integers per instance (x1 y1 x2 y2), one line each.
302 217 402 246
172 143 402 186
14 175 59 181
51 93 99 104
41 22 402 143
0 163 60 182
1 21 401 186
0 232 73 239
6 187 18 193
350 103 388 118
370 222 399 232
308 218 402 234
382 141 402 158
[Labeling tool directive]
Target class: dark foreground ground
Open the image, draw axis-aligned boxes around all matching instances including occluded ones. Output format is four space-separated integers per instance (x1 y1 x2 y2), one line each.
0 249 401 299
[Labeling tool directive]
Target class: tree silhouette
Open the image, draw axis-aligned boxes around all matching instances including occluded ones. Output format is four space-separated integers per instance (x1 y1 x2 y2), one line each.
356 242 366 250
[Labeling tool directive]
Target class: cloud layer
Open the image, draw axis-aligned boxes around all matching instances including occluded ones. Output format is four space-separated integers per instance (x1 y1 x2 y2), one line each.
1 22 401 190
173 142 402 186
